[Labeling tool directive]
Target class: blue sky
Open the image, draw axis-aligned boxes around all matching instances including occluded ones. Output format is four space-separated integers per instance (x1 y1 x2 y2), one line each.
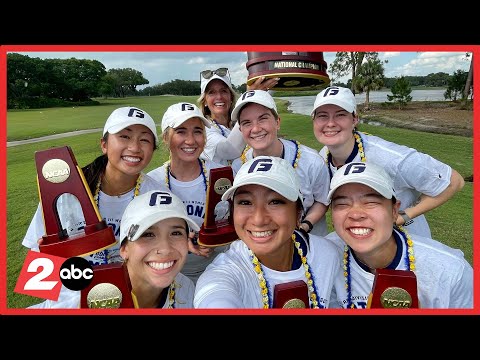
14 50 472 90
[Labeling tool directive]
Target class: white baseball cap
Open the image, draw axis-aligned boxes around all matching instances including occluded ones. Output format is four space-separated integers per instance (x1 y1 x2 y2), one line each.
222 156 302 204
161 102 211 132
311 86 357 116
231 90 278 123
327 162 396 202
120 190 200 243
103 106 159 145
200 69 234 94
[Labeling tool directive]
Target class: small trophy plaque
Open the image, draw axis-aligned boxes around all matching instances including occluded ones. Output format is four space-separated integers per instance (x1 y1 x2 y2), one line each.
197 166 238 247
273 280 309 308
246 52 330 91
35 146 116 258
367 268 419 308
80 262 138 308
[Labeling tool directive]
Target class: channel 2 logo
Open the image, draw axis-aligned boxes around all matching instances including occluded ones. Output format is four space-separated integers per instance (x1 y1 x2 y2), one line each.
15 250 94 301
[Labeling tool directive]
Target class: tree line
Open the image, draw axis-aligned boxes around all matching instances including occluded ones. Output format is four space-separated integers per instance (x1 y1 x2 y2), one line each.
7 52 473 110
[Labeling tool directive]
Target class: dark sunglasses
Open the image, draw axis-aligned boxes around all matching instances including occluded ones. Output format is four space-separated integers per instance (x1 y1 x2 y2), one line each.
200 67 229 80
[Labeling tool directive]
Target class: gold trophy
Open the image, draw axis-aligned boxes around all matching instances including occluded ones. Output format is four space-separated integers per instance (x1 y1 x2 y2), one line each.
367 268 419 308
35 146 116 258
80 262 138 308
246 52 330 91
197 166 238 247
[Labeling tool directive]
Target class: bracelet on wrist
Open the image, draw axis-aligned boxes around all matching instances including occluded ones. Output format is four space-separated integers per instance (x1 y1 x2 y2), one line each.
398 210 414 226
301 219 313 233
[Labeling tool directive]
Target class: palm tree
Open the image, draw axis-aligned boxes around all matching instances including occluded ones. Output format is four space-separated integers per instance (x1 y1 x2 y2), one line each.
353 58 385 110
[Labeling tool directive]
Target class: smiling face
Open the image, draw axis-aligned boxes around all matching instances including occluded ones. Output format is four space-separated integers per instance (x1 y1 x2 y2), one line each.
166 117 206 163
102 124 155 177
232 184 301 269
312 104 358 148
120 217 189 297
205 79 233 122
238 103 280 154
330 182 400 265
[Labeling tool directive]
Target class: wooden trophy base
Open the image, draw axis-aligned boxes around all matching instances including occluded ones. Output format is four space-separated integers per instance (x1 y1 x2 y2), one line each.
80 262 138 309
367 268 419 308
246 52 330 91
40 220 116 258
273 280 309 308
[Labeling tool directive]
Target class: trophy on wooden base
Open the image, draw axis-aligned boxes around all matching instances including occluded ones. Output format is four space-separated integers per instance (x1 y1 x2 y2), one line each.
246 52 330 91
35 146 116 258
367 268 419 308
197 166 238 247
80 262 138 308
273 280 309 308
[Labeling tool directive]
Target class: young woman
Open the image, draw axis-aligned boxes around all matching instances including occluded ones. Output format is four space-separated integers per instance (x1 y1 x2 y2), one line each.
22 106 166 265
197 68 278 165
325 162 473 308
194 156 342 308
28 190 196 308
230 90 331 237
311 86 465 238
147 102 228 284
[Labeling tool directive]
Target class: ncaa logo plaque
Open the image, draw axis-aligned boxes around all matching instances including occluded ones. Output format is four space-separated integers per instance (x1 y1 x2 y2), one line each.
35 146 116 258
198 166 238 247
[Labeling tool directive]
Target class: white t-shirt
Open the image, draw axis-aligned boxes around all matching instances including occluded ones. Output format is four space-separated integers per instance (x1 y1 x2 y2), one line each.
27 272 195 309
147 160 230 283
325 229 473 309
194 231 343 308
22 173 166 265
319 132 452 238
232 138 330 236
201 121 245 166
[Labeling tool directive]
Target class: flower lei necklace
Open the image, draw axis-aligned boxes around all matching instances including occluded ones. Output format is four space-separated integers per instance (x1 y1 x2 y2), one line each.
343 225 415 308
94 173 143 207
249 232 320 309
167 282 175 308
165 158 208 192
326 131 366 179
241 139 301 169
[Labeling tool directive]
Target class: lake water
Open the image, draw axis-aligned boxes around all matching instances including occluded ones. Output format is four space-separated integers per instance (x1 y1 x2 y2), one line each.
277 89 446 116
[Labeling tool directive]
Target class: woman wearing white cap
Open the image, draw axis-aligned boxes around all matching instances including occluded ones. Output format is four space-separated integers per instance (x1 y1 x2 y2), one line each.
325 162 472 308
29 190 197 308
147 102 228 284
197 67 278 165
311 86 465 238
22 106 166 266
230 90 331 237
194 156 342 308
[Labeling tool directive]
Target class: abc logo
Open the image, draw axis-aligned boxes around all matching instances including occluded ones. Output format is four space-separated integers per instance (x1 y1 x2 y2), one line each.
59 257 94 291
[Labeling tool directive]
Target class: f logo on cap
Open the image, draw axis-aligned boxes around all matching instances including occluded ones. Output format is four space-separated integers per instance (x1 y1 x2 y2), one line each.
248 158 273 173
149 191 173 206
181 103 195 112
343 162 366 175
127 108 145 118
241 90 256 101
322 86 340 97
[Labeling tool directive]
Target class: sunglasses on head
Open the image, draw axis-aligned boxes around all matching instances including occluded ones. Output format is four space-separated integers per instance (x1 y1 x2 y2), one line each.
200 67 229 80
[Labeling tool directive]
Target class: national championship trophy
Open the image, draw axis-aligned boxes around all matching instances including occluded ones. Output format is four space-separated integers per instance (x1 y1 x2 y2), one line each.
273 280 309 308
35 146 116 258
197 166 238 247
246 52 330 91
80 262 138 308
367 268 419 308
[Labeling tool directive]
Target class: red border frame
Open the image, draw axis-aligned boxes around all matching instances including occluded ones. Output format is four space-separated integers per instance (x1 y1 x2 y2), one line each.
1 44 478 315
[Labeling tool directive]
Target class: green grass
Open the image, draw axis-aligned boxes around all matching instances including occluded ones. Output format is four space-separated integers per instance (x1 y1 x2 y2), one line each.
6 95 473 308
